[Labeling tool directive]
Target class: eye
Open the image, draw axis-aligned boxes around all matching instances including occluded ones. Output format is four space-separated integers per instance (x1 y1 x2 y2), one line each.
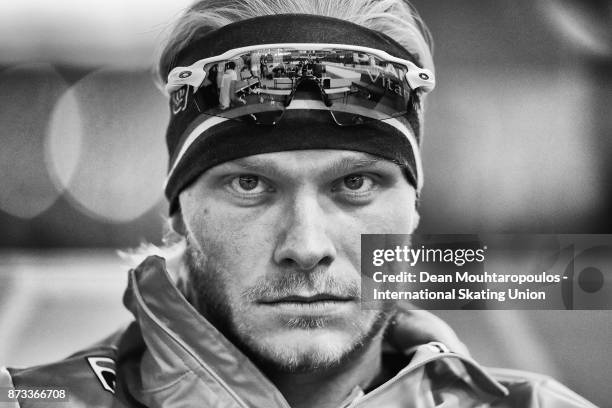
331 174 379 203
229 174 271 195
343 174 367 190
340 174 375 192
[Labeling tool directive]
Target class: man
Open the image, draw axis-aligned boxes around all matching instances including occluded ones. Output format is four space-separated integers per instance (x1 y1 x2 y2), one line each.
219 61 238 109
0 1 597 407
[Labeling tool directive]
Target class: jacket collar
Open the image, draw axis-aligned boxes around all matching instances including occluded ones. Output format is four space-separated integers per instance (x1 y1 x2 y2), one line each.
123 255 507 408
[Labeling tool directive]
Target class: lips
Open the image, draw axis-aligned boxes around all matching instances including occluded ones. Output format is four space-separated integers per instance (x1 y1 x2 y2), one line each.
258 293 355 304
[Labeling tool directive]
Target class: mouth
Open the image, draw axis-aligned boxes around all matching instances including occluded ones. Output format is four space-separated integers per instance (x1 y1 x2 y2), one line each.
256 293 357 316
258 293 356 304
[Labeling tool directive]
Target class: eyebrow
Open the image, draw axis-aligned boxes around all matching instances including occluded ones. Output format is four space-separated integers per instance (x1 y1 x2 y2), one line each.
230 154 385 178
327 156 384 175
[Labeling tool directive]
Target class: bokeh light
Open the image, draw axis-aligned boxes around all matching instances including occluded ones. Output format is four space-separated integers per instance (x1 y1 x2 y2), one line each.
46 68 168 223
0 64 68 219
422 66 604 232
542 0 612 58
46 82 82 195
0 0 192 69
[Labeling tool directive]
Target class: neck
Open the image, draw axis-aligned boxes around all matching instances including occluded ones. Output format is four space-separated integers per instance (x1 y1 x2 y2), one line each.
264 333 386 408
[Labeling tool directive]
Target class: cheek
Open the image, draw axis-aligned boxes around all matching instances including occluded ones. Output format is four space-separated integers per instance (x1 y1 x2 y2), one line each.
181 195 276 294
373 187 418 233
360 204 415 233
336 192 416 237
332 191 417 271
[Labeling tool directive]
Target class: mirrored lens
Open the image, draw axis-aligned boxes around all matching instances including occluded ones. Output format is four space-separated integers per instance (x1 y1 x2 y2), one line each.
193 47 412 125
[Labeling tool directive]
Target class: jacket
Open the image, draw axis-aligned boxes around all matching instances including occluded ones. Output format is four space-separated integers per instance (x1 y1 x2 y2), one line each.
0 256 598 407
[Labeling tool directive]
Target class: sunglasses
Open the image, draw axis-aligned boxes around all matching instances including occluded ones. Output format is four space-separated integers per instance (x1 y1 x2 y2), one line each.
166 43 435 126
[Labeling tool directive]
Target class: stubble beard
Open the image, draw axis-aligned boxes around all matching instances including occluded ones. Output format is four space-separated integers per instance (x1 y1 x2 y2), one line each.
182 236 392 373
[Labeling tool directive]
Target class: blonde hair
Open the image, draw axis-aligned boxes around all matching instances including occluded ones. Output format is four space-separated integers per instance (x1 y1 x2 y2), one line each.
157 0 434 84
118 218 188 277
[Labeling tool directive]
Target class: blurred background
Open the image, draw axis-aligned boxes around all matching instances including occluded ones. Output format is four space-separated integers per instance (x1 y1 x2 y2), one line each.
0 0 610 406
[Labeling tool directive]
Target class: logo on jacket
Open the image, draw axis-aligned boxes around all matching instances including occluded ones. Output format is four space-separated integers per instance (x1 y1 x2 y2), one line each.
87 356 117 394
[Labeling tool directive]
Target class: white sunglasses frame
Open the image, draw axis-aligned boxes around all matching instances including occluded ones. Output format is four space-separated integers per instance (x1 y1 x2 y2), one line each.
165 43 435 95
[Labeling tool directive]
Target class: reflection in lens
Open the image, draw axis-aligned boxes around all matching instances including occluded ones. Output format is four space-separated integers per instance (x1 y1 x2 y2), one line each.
189 48 413 126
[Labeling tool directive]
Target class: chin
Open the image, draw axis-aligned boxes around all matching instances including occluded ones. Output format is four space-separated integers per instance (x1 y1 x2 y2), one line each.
231 310 388 373
245 328 358 372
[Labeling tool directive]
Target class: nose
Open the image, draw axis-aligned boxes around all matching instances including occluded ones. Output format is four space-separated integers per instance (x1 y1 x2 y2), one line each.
273 192 336 271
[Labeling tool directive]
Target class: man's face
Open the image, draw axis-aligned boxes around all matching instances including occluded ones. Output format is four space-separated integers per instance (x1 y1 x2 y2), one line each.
178 148 418 371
